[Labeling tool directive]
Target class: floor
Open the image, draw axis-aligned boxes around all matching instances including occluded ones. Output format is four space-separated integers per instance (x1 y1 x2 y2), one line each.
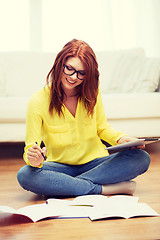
0 143 160 240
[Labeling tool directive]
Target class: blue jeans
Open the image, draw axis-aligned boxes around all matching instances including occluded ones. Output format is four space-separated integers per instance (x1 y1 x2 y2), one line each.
17 149 150 197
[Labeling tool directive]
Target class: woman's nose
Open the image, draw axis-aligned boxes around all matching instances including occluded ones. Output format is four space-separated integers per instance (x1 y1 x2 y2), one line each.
70 72 78 80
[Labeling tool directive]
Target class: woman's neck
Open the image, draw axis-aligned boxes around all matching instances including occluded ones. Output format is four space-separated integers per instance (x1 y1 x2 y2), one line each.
63 88 78 98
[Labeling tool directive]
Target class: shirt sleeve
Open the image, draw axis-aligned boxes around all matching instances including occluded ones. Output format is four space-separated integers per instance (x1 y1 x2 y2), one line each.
96 90 127 146
23 92 43 167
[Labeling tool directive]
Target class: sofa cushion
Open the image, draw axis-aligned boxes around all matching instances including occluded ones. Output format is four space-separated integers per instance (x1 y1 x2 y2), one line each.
101 92 160 119
0 123 26 142
1 93 160 123
106 56 160 93
0 49 146 98
0 52 56 97
98 51 160 93
0 61 6 96
97 48 146 93
0 97 28 122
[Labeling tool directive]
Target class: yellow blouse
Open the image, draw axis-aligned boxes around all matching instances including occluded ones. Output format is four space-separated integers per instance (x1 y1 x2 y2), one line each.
23 86 125 167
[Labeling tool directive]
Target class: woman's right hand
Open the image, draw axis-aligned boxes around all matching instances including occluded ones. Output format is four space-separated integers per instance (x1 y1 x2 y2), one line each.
27 144 47 167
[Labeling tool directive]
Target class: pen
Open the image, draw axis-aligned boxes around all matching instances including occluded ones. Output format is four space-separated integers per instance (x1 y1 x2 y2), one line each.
35 142 47 160
143 138 160 141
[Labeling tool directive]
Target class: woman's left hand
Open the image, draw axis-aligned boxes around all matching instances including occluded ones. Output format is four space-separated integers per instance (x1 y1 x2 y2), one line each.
117 136 145 150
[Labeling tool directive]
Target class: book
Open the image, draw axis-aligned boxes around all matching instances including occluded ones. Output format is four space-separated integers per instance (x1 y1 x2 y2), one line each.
105 138 160 153
46 198 92 218
0 203 61 223
79 195 159 220
0 195 159 223
47 194 139 207
0 199 91 222
47 195 159 220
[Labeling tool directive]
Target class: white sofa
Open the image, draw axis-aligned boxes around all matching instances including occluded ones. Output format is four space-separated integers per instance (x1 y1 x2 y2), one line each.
0 49 160 142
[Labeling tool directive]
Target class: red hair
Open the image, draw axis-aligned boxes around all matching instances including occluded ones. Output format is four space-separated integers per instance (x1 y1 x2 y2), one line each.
46 39 99 117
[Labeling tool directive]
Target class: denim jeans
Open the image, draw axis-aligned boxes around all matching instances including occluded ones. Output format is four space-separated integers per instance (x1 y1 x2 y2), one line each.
17 149 150 197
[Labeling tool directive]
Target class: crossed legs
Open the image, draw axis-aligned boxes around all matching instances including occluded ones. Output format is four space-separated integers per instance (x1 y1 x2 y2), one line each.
17 149 150 197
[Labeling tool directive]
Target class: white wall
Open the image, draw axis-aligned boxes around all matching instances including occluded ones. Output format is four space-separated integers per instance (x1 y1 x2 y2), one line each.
0 0 160 57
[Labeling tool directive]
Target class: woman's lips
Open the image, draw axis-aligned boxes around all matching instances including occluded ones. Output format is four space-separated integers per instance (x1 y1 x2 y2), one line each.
66 78 76 85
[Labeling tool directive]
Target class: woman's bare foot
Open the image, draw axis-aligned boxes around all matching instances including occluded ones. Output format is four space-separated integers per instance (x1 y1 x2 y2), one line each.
102 181 136 196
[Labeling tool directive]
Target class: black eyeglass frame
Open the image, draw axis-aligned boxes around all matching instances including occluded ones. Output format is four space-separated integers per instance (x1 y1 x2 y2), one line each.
63 64 85 80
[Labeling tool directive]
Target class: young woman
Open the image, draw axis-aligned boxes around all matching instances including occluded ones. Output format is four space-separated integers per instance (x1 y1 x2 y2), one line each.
17 39 150 197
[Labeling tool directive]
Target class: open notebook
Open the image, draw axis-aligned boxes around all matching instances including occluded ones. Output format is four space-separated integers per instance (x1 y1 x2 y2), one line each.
0 195 159 223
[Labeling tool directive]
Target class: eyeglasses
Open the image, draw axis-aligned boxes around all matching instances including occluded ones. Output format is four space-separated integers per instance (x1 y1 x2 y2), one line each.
63 64 86 80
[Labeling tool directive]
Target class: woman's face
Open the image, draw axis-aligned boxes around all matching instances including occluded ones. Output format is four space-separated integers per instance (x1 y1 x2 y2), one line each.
61 57 86 94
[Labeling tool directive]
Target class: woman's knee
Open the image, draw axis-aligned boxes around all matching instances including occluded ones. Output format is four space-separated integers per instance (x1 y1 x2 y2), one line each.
133 149 151 173
17 165 34 189
141 150 151 172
